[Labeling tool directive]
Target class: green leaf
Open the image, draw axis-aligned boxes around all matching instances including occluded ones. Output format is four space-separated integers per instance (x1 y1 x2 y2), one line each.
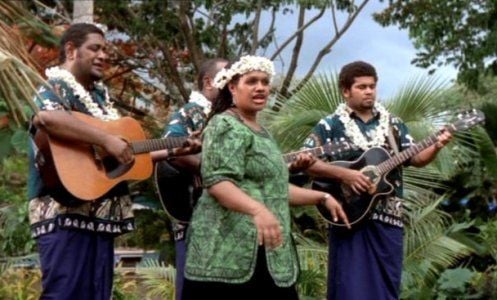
0 128 13 160
10 128 28 153
437 267 475 293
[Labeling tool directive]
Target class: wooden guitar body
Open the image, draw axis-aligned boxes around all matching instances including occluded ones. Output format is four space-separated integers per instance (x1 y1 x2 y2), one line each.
35 111 153 201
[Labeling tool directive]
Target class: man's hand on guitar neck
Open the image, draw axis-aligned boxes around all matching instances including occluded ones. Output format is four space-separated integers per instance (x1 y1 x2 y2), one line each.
170 137 202 157
411 128 453 167
288 152 317 173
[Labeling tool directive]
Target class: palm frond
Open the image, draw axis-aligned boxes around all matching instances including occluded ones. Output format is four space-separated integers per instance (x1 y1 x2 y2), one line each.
385 76 448 122
0 2 56 125
135 259 176 299
263 73 342 151
402 194 473 290
293 231 328 299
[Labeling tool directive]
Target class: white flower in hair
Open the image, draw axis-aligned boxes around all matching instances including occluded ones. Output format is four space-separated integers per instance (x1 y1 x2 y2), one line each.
213 55 275 89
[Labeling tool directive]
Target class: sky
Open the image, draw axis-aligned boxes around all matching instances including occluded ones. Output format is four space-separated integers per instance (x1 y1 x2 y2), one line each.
264 1 458 100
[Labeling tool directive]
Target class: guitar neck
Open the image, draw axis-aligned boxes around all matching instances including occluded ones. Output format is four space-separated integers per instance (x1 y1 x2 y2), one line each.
377 126 455 175
131 136 189 154
283 147 325 163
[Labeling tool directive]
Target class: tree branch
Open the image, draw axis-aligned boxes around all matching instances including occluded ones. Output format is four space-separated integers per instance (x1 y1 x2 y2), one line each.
270 6 325 61
279 5 305 97
293 0 369 93
179 1 204 71
250 0 263 54
258 7 277 55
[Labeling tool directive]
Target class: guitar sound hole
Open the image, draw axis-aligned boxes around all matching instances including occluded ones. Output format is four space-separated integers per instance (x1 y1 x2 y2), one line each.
103 157 134 179
363 169 379 183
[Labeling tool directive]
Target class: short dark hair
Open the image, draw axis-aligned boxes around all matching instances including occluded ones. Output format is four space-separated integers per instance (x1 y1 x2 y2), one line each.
197 58 228 90
59 23 105 63
338 61 378 91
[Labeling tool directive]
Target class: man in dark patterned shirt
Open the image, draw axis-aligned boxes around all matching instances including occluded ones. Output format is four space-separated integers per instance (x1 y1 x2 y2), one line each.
303 61 452 299
152 58 227 300
28 23 136 300
29 23 199 300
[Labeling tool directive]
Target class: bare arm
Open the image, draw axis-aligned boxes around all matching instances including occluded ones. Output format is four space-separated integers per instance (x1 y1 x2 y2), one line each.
410 129 453 167
33 110 132 163
305 159 372 193
289 184 349 227
208 180 282 249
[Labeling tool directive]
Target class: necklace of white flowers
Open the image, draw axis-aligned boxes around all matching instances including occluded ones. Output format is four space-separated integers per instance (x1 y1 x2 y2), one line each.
45 66 120 121
335 102 390 150
188 91 211 116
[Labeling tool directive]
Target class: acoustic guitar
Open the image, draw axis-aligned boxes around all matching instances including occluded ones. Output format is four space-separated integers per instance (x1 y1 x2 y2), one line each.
35 111 193 201
154 141 356 223
312 109 485 231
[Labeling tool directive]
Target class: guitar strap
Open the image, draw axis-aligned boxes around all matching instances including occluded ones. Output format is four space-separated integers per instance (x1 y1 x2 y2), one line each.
387 116 400 155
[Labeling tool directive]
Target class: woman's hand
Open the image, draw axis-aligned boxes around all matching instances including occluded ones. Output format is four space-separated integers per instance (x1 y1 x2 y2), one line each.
322 194 351 229
251 204 283 250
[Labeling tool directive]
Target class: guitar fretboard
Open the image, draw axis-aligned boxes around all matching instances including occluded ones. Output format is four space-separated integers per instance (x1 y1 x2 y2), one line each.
376 124 457 175
131 136 189 154
283 142 353 164
283 147 325 163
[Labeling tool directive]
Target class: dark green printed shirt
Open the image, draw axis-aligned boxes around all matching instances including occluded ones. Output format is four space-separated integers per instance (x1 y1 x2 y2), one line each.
185 113 299 286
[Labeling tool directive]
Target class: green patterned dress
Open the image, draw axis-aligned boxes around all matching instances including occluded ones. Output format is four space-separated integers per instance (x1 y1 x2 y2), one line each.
184 113 299 287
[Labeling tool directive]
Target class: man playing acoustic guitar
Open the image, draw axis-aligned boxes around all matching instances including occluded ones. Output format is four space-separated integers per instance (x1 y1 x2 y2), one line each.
303 61 452 300
27 23 198 300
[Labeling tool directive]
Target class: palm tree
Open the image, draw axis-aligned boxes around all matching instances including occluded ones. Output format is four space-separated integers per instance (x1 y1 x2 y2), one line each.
263 73 496 294
0 2 53 125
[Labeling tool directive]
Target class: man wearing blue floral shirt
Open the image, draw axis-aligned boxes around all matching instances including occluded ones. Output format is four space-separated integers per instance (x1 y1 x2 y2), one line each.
28 23 135 300
303 61 452 299
152 58 227 300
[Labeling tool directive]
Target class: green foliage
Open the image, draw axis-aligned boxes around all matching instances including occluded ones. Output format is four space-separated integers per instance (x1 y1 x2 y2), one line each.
262 73 341 151
115 208 173 253
0 267 41 300
472 265 497 299
374 1 497 89
401 194 474 297
0 154 34 257
112 271 139 300
136 259 176 299
436 268 476 298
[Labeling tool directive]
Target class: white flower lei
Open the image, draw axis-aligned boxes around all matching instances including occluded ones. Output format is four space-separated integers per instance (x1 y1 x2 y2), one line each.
335 102 390 150
188 91 211 116
213 55 275 89
45 66 119 121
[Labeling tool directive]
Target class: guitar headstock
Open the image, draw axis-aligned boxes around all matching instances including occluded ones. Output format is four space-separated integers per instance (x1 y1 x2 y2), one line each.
452 109 485 131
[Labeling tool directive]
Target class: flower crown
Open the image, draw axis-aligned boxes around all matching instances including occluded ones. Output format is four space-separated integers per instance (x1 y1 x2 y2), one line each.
213 55 275 89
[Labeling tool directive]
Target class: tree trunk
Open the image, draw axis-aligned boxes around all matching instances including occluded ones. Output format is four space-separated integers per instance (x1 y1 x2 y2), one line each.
72 0 93 23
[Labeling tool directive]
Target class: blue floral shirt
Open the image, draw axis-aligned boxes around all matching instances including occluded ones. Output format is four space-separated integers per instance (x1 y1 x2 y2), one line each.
163 92 210 240
27 78 134 238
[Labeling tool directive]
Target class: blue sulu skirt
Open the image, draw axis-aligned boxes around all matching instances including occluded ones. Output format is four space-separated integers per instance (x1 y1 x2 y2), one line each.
328 221 404 300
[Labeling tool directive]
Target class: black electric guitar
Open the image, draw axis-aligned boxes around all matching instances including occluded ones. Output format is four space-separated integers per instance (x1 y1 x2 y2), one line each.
312 109 485 230
154 141 355 223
